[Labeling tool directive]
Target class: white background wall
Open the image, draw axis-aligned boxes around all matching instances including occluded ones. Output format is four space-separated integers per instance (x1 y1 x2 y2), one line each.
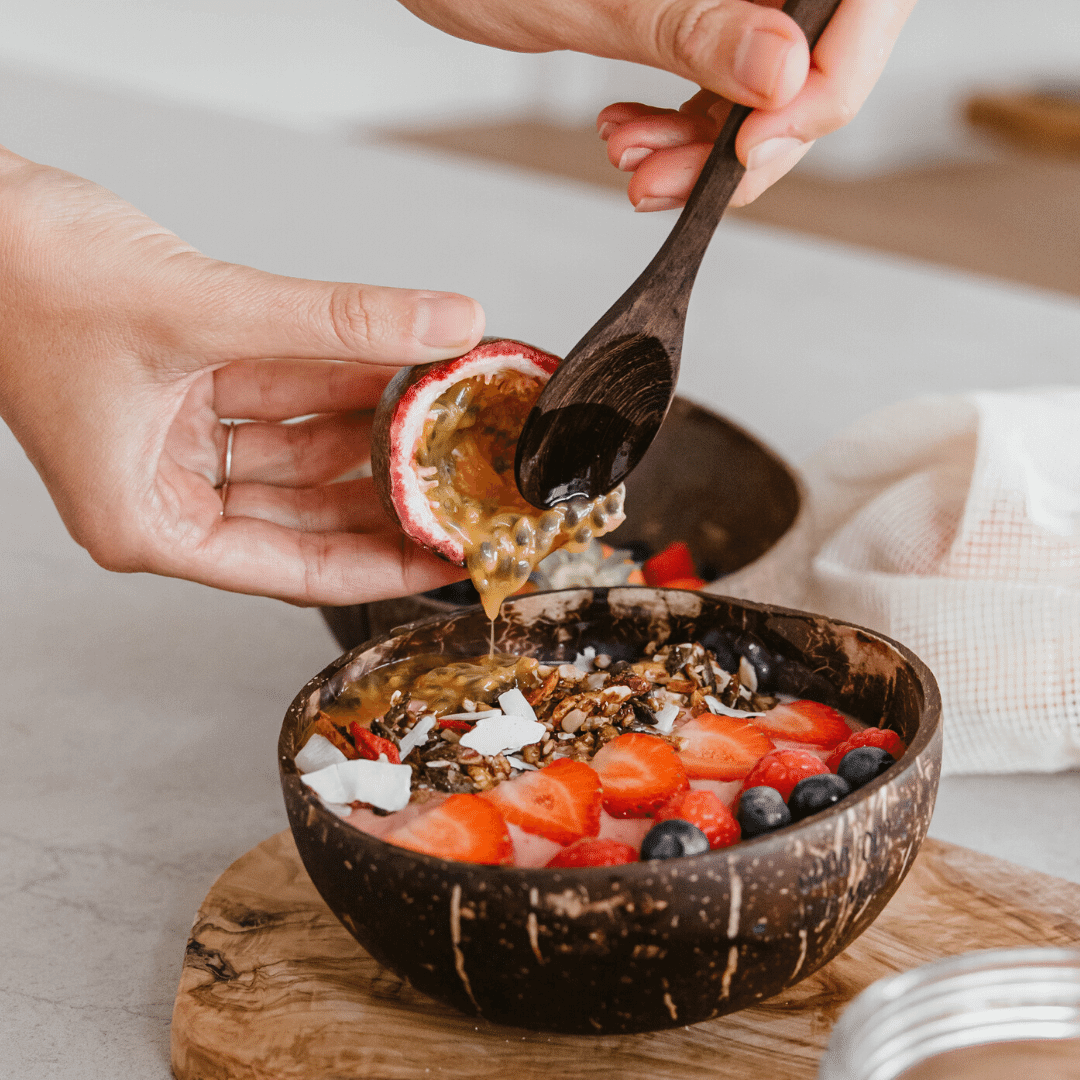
1 0 1079 174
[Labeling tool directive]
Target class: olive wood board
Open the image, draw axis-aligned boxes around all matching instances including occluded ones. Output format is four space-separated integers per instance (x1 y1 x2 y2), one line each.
171 831 1080 1080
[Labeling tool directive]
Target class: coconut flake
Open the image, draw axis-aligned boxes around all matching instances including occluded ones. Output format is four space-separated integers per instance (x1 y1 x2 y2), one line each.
294 733 348 774
497 689 539 724
301 758 411 811
424 760 452 768
505 756 538 771
460 714 546 757
653 704 680 734
704 695 765 718
738 657 759 693
398 715 436 759
438 708 502 722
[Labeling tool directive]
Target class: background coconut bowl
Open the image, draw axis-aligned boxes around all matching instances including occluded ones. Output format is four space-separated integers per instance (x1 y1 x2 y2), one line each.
281 588 941 1036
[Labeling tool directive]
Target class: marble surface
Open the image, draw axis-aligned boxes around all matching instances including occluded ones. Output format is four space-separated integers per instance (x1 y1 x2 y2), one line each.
2 65 1079 1078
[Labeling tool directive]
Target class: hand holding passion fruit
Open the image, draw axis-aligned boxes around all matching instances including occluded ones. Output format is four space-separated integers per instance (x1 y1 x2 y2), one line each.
0 146 488 606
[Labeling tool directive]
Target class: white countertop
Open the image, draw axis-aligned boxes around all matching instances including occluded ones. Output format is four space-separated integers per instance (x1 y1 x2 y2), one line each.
2 64 1079 1079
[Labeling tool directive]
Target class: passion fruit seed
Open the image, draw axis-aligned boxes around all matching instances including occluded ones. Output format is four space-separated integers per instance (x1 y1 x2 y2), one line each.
514 520 534 547
478 542 497 573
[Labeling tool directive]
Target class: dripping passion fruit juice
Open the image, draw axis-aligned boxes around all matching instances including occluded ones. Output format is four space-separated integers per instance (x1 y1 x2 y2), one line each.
372 339 626 620
294 637 907 869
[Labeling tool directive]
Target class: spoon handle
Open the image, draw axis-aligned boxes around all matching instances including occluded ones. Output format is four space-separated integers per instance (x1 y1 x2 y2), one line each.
569 0 843 354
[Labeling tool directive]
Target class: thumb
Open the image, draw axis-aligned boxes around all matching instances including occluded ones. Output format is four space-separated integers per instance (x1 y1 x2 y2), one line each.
600 0 809 111
168 259 485 368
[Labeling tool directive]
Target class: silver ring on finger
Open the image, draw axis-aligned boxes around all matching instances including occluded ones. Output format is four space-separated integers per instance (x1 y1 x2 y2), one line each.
217 420 237 516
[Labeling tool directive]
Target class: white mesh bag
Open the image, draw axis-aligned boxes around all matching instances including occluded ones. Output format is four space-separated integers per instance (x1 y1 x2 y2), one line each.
793 387 1080 776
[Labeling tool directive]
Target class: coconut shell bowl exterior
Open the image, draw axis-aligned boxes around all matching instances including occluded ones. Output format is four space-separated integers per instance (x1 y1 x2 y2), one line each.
320 395 805 651
281 587 942 1036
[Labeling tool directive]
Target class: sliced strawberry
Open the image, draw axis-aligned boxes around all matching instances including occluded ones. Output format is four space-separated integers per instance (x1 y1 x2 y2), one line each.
825 728 908 772
676 714 775 781
591 733 689 818
656 789 741 849
738 749 830 802
383 794 512 865
751 699 852 748
481 759 601 845
546 838 638 868
350 722 401 764
643 541 696 587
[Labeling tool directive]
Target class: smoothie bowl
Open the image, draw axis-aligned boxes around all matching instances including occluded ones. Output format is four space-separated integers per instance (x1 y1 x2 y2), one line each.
280 588 941 1035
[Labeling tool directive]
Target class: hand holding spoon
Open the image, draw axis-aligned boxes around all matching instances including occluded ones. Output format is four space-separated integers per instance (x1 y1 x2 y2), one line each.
515 0 843 509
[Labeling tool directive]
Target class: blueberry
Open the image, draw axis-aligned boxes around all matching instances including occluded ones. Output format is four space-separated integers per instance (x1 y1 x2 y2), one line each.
736 786 791 838
640 819 710 860
837 746 895 789
788 774 852 822
733 633 777 691
700 628 739 673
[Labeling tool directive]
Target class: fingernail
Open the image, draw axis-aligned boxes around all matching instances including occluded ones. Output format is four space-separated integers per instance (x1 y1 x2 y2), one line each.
734 28 795 99
745 136 805 171
618 147 651 172
414 295 480 348
634 197 683 213
598 121 615 141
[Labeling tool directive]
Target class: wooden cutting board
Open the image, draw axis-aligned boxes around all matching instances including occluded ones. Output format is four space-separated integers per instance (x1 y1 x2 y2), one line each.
171 833 1080 1080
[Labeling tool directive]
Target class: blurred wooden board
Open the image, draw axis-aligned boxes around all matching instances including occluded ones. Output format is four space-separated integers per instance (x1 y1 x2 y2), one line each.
380 118 1080 301
171 833 1080 1080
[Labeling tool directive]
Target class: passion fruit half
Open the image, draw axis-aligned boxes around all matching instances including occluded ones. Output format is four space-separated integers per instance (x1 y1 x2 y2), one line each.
372 339 626 618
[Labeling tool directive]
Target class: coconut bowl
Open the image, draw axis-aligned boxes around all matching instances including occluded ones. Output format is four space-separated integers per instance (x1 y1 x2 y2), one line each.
281 588 941 1035
320 395 808 650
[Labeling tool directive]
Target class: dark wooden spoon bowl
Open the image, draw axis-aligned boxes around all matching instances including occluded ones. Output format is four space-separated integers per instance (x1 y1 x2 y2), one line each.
515 0 843 508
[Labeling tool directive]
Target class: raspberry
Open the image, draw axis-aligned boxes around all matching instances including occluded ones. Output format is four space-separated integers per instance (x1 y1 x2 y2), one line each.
738 749 829 802
655 789 740 849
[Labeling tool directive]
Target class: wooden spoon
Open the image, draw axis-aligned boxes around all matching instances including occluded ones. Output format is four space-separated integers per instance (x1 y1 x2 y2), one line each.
516 0 842 509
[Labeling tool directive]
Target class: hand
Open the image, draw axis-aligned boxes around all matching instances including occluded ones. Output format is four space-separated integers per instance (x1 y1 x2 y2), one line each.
399 0 917 209
0 147 483 605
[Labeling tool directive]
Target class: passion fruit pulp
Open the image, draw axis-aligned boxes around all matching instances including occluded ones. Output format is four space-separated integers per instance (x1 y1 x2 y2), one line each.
372 339 626 618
